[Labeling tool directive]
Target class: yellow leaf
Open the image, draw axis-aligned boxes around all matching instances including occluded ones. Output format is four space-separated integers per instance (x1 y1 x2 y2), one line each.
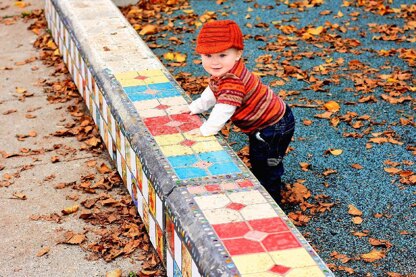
182 9 194 14
337 11 344 17
163 52 175 61
175 53 187 62
47 40 57 49
330 149 343 156
139 25 158 36
324 100 340 112
307 26 324 35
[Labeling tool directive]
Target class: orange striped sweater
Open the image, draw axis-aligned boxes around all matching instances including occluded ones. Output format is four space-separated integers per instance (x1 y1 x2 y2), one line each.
209 59 286 134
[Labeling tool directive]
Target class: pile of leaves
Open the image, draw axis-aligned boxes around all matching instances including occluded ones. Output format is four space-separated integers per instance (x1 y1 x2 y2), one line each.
9 9 165 276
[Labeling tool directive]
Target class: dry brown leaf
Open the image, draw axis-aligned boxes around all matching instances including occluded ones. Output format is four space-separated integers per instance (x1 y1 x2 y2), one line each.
36 246 50 257
360 249 386 262
62 204 79 215
348 204 362 216
12 192 27 200
352 216 363 224
106 269 122 277
66 234 86 245
139 24 158 36
324 101 340 112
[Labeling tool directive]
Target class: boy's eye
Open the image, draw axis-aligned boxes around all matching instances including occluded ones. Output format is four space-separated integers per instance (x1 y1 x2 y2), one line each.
219 54 227 58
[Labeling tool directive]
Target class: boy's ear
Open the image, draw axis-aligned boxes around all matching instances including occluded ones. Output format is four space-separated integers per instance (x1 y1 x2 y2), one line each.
236 50 243 60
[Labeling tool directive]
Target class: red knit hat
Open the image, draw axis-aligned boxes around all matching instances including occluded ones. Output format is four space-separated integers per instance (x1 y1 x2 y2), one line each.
196 20 244 54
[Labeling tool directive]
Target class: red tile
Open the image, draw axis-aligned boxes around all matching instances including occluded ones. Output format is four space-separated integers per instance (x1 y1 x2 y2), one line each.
262 232 301 251
171 114 201 132
205 184 221 192
226 202 246 211
248 217 289 233
223 238 264 255
237 180 254 188
135 75 148 80
213 222 250 239
269 264 291 275
144 116 178 136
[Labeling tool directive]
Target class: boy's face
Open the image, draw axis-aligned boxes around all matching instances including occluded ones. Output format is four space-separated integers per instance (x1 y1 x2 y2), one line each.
200 48 243 77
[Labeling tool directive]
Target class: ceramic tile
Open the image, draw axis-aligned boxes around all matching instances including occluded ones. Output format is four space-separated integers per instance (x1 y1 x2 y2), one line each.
248 217 289 233
223 238 264 255
155 134 185 146
269 264 291 275
213 222 250 239
161 144 194 157
285 266 326 277
137 108 166 118
228 190 267 205
167 250 174 277
194 194 230 210
159 96 188 106
242 272 277 277
133 98 160 110
191 141 223 153
174 167 208 179
202 208 244 224
232 253 275 274
240 203 279 221
262 232 301 252
269 248 318 268
182 242 192 277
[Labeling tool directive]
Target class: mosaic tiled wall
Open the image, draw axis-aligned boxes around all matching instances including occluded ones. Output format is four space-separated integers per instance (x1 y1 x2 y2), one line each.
45 0 333 276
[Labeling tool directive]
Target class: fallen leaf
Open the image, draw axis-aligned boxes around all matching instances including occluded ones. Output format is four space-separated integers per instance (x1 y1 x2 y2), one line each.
352 216 363 224
348 204 363 216
139 24 158 36
62 204 79 215
106 269 122 277
36 246 50 257
360 249 386 262
12 192 27 200
330 149 343 156
324 101 340 112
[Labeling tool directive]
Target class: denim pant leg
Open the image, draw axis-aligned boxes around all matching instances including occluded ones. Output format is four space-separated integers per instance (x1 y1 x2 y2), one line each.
249 106 295 194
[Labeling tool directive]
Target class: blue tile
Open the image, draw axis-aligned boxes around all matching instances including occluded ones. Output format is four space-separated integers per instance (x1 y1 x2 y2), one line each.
168 155 198 168
149 82 176 90
123 85 147 94
199 151 233 163
175 167 207 179
173 260 182 277
209 162 241 175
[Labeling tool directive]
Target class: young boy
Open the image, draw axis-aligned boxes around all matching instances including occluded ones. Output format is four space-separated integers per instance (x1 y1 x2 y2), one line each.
188 20 295 201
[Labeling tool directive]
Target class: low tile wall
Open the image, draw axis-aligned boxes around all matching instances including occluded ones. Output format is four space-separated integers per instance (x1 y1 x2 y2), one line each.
45 0 333 276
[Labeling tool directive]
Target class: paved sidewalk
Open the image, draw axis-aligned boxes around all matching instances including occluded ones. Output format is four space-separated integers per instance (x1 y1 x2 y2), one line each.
0 1 149 276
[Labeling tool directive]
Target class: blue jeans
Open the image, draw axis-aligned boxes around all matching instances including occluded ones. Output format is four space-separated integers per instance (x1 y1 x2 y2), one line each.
249 105 295 199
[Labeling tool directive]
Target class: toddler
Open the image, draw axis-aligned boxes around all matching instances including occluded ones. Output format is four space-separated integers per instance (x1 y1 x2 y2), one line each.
188 20 295 201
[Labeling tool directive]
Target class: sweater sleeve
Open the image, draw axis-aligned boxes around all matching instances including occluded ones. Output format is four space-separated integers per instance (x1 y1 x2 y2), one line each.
200 103 236 136
188 86 216 114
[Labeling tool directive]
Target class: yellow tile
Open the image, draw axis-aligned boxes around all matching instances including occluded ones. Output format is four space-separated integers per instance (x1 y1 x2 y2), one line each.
154 134 185 146
242 272 277 277
160 144 193 156
192 141 223 153
117 78 146 87
232 253 275 274
269 249 318 268
114 71 147 87
285 266 326 277
183 131 216 142
194 194 230 210
137 109 166 118
146 75 170 84
133 99 159 110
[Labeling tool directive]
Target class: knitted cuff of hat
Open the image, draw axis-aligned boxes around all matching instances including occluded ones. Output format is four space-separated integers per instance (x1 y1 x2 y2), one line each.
196 20 244 54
